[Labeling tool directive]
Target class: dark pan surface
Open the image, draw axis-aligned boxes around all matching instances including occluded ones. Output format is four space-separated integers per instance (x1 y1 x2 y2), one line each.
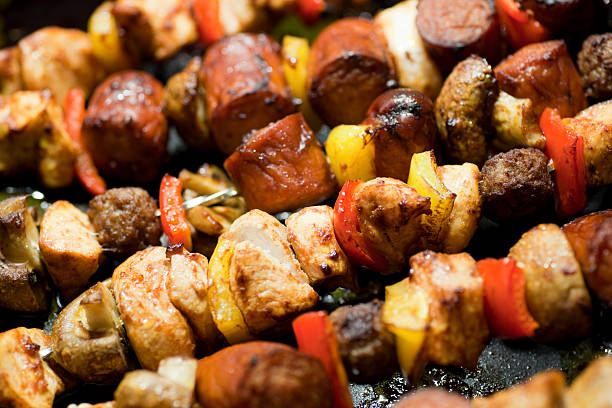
1 1 611 407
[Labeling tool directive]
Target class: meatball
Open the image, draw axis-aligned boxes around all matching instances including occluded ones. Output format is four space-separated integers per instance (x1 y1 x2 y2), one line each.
82 71 167 184
577 33 612 99
88 187 161 259
479 148 553 220
329 300 397 383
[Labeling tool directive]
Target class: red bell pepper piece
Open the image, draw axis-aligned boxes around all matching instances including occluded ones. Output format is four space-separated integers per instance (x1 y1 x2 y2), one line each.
293 311 353 408
297 0 326 25
159 174 193 251
333 180 389 272
64 88 106 196
193 0 224 46
495 0 550 50
478 258 539 339
540 108 587 218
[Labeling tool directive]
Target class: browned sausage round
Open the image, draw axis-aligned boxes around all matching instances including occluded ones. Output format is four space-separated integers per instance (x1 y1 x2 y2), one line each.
363 88 438 181
307 18 395 126
82 70 167 184
201 33 296 155
415 0 501 73
495 40 587 119
195 342 332 408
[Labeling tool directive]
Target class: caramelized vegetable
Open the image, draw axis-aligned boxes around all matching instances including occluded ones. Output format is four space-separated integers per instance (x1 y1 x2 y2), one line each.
325 125 376 186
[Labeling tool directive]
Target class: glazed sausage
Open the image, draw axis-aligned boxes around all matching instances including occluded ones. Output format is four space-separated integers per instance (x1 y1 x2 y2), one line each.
415 0 501 73
202 33 296 155
195 342 332 408
224 113 336 214
363 88 438 181
495 40 587 118
82 71 167 184
563 210 612 307
307 18 395 126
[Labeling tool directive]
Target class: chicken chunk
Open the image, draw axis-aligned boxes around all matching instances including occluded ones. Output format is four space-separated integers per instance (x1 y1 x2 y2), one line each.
112 247 196 370
509 224 592 342
0 91 77 188
472 370 566 408
112 0 198 60
286 206 354 287
167 247 223 354
164 58 213 150
566 356 612 408
354 178 430 274
437 163 481 253
114 370 193 408
394 389 471 408
224 210 318 334
0 47 22 95
409 250 489 369
39 201 102 301
491 91 545 151
18 27 104 102
0 328 64 408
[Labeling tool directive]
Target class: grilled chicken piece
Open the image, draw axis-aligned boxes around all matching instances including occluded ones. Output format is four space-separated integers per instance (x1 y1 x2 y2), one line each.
472 370 566 408
0 47 22 95
394 389 471 408
410 250 489 369
437 163 481 253
329 300 397 383
566 356 612 408
0 196 48 312
0 91 77 188
509 224 592 342
51 281 132 384
18 27 104 102
114 370 193 408
219 0 268 35
354 178 430 274
40 201 102 301
0 328 65 408
112 0 197 61
563 100 612 187
286 206 354 287
164 58 213 150
112 247 196 370
491 91 545 151
224 210 318 334
167 247 223 354
563 210 612 307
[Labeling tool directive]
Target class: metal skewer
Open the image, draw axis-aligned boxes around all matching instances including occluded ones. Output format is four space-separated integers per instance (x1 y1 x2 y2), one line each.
155 188 238 217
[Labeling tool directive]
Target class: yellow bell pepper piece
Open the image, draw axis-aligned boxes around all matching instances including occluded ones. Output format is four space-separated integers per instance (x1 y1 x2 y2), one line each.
207 235 253 344
325 124 376 186
281 35 320 128
88 2 131 73
382 278 429 381
407 150 456 248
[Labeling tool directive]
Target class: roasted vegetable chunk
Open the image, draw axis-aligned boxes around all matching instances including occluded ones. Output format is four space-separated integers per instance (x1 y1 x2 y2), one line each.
0 328 64 408
51 281 131 384
410 250 489 369
495 40 587 118
434 56 498 165
40 201 102 301
225 113 336 214
0 91 77 188
509 224 592 342
112 247 196 370
479 148 554 220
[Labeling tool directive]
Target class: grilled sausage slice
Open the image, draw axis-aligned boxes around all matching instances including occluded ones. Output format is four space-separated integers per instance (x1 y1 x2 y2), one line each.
307 18 395 126
195 342 333 408
415 0 501 73
224 113 336 214
495 40 587 118
202 33 295 155
364 88 438 182
563 210 612 307
82 71 167 184
509 224 592 342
